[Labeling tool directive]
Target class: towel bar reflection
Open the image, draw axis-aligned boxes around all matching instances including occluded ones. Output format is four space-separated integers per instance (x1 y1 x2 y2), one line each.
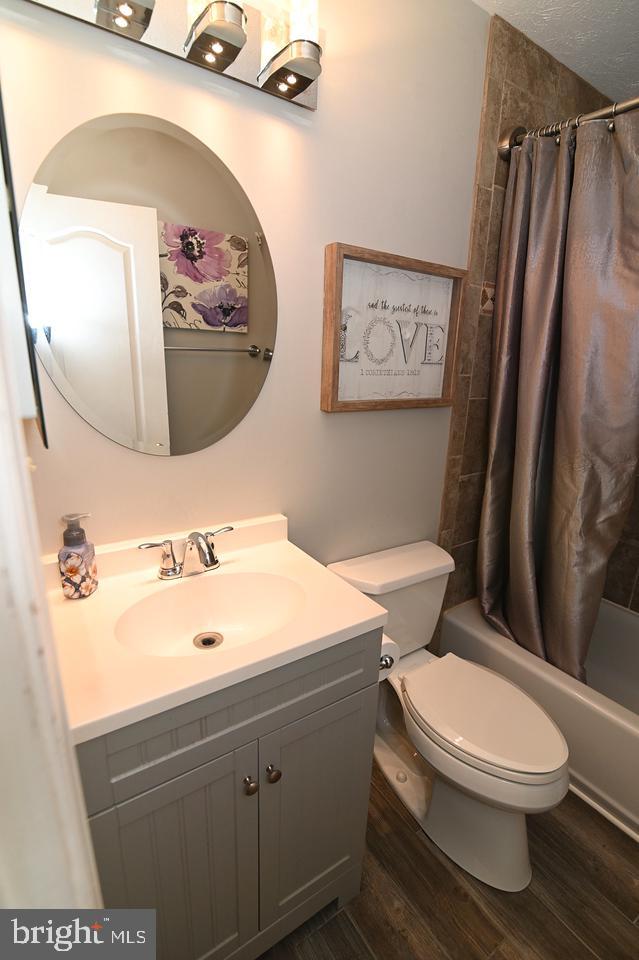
165 344 273 359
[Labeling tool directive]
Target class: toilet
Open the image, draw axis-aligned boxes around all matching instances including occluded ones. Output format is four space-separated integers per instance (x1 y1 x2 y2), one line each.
328 541 569 892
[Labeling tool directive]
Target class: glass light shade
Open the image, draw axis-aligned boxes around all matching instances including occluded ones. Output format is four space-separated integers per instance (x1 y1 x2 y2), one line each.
289 0 318 42
260 13 288 69
187 0 205 23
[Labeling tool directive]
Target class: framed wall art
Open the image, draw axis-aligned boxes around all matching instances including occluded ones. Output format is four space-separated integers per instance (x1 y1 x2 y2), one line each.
321 243 465 412
158 221 249 332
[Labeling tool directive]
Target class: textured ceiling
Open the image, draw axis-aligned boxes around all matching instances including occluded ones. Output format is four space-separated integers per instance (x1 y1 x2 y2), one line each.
471 0 639 100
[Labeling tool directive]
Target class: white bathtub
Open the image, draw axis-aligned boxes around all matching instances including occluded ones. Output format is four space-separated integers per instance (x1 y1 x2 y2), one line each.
441 599 639 841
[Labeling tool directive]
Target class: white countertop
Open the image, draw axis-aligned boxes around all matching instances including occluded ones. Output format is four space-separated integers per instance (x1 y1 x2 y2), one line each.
45 516 387 744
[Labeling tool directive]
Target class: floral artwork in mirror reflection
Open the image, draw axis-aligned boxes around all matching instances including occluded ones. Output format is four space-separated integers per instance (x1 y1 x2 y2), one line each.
158 222 249 332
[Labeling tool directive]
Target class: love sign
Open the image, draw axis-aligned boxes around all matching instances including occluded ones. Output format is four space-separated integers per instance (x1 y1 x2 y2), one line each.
321 244 464 412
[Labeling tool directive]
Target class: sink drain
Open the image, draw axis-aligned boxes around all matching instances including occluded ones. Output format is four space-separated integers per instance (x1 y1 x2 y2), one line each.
193 631 224 650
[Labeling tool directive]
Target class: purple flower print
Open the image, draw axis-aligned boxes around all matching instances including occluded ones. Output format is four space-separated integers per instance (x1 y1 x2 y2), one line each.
162 224 231 284
191 284 248 330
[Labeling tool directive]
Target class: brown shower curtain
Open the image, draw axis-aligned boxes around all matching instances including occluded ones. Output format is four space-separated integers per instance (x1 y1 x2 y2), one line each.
478 114 639 681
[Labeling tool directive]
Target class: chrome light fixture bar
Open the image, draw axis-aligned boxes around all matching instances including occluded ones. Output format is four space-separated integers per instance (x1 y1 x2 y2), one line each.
184 1 248 73
257 37 321 100
94 0 155 40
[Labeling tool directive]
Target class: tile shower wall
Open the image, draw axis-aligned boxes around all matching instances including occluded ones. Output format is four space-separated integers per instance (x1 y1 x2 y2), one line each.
437 16 608 612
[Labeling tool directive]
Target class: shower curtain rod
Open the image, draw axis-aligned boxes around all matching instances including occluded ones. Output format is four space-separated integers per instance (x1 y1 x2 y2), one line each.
498 93 639 160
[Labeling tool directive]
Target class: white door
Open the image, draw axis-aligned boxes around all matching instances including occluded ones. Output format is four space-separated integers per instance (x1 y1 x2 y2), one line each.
20 184 171 454
0 140 101 909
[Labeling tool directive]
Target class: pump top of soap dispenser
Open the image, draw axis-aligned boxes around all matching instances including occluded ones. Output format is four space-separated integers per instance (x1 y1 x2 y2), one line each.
62 513 91 546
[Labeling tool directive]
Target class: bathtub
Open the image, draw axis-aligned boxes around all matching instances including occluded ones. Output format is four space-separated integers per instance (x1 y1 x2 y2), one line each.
441 599 639 841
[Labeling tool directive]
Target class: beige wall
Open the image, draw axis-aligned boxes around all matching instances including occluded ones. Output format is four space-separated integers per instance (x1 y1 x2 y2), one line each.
0 0 489 560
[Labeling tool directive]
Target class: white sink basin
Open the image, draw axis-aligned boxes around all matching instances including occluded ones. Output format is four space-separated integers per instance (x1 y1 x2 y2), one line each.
115 572 305 657
44 515 387 742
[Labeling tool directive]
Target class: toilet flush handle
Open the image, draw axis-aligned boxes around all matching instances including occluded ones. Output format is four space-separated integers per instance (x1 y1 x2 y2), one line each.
380 654 395 671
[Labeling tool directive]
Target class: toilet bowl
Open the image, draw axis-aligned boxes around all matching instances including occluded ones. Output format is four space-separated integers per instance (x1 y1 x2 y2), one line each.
329 542 569 892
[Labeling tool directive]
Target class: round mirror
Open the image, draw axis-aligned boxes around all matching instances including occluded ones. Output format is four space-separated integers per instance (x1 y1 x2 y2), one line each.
20 114 277 456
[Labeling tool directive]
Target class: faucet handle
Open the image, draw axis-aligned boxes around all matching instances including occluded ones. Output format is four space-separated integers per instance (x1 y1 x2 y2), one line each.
138 539 182 580
205 526 234 538
204 526 234 567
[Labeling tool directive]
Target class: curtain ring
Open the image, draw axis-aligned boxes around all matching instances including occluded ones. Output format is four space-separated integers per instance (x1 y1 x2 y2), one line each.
575 114 583 128
608 102 617 132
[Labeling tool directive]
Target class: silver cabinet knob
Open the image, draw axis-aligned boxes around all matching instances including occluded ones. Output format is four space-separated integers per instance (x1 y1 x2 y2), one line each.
243 776 259 796
266 764 282 784
380 654 395 671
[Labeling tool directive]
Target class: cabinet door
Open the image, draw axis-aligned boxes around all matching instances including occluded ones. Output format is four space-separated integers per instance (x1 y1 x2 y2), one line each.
90 742 259 960
258 686 377 928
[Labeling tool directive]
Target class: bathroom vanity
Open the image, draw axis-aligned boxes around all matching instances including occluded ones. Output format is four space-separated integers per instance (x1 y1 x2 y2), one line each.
45 516 386 960
76 632 379 959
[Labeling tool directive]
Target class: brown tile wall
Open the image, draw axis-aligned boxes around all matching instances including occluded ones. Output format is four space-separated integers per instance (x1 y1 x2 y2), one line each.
437 16 608 618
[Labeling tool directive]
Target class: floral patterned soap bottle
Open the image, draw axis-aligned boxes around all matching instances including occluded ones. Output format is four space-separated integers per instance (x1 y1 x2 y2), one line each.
58 513 98 599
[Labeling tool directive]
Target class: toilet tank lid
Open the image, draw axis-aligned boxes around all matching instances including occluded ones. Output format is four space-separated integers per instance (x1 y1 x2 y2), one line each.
327 541 454 594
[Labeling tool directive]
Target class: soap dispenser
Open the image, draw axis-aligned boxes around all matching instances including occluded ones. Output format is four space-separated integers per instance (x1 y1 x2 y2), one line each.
58 513 98 599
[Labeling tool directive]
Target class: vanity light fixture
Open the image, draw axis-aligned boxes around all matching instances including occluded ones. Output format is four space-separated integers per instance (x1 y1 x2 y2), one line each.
257 38 321 99
95 0 156 40
184 2 248 73
257 0 321 101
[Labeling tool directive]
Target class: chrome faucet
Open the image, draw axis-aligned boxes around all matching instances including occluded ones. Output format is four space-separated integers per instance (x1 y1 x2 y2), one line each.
139 526 234 580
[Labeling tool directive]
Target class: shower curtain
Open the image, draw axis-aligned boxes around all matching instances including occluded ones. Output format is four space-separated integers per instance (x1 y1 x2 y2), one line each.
478 113 639 682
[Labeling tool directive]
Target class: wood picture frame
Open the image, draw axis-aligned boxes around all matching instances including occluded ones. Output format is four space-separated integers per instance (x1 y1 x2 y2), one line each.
321 243 465 412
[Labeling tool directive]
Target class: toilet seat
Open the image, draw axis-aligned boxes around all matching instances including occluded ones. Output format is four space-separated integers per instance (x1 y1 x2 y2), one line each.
399 653 568 783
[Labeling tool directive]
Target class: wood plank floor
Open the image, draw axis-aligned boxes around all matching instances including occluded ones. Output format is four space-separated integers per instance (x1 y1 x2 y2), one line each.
259 765 639 960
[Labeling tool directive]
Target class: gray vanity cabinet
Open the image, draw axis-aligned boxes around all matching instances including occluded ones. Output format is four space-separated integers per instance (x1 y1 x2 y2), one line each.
258 691 376 928
76 630 381 960
89 742 259 960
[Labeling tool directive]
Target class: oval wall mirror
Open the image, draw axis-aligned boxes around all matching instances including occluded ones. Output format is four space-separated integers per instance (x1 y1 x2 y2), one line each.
20 114 277 456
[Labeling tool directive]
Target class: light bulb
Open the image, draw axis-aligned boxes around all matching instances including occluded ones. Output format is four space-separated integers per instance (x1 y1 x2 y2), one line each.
211 41 224 54
204 51 217 63
286 74 297 85
277 82 289 93
117 2 133 15
113 14 129 28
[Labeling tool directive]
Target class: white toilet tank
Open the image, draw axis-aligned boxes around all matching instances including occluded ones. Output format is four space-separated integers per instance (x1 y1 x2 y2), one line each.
328 541 455 656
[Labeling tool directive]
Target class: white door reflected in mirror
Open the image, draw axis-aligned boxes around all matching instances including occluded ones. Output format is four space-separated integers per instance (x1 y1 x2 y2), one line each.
21 185 171 454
